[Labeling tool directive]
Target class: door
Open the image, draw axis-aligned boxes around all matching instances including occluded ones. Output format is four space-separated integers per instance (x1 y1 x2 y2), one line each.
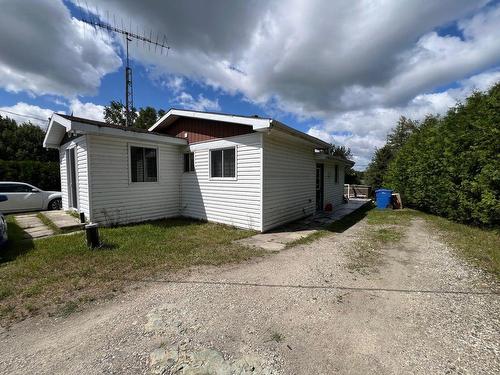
316 163 324 211
0 183 43 213
66 148 78 209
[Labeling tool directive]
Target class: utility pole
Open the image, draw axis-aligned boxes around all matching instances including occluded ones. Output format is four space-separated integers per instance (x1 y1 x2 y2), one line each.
125 36 133 127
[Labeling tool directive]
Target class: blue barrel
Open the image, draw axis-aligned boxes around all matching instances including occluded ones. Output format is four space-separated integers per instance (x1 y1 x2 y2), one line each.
375 189 393 209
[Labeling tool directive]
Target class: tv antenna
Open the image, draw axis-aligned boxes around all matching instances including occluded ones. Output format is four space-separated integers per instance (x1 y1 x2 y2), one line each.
78 3 170 126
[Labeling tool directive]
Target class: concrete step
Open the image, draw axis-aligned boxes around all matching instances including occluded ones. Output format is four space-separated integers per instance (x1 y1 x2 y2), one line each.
40 210 84 232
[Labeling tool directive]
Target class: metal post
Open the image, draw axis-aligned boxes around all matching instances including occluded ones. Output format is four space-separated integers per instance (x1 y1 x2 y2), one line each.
85 223 100 248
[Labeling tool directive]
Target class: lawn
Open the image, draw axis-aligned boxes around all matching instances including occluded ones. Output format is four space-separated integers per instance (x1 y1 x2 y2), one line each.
0 217 262 326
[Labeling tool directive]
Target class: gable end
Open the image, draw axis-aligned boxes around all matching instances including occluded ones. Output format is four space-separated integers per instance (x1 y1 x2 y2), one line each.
158 117 254 144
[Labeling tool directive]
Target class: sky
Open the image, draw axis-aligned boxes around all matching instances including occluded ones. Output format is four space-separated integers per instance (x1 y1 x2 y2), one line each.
0 0 499 170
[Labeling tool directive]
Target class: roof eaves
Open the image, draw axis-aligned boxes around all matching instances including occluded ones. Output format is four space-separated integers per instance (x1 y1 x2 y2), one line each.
271 120 331 148
149 108 272 132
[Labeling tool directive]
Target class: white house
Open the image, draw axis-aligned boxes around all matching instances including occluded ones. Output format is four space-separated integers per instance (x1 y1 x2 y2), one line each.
43 109 353 232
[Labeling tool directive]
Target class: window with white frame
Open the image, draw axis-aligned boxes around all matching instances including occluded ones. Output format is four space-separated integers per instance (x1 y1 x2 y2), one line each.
130 146 158 182
183 152 195 172
334 164 339 184
210 147 235 178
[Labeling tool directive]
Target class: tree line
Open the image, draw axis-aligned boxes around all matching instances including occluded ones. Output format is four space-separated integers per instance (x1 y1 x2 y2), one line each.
365 82 500 226
0 101 165 191
0 116 60 190
103 101 165 129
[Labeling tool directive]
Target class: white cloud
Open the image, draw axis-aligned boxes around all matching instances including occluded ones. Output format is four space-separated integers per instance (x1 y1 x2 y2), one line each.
68 99 105 121
0 99 108 129
0 102 54 129
163 76 185 94
308 69 500 169
173 92 221 112
0 0 121 97
74 0 498 167
2 0 499 168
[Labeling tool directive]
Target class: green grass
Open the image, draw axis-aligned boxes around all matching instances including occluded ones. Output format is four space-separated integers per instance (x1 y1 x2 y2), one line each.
366 208 421 226
0 217 262 325
269 331 285 343
346 211 406 274
423 214 500 279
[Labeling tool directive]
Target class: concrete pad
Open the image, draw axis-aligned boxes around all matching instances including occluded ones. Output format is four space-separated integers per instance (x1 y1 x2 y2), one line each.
236 229 317 251
234 199 371 251
40 210 84 231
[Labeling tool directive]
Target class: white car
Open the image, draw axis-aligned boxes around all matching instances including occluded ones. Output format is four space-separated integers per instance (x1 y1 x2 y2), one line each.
0 195 7 247
0 182 62 213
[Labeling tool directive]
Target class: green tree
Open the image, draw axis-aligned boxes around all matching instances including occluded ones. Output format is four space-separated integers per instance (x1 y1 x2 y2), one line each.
103 101 164 129
385 82 500 226
103 101 136 127
0 115 60 189
135 107 158 129
365 116 419 188
364 145 393 188
0 116 58 162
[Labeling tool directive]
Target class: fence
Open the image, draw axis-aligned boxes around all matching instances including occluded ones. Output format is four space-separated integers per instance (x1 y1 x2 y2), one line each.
344 184 372 199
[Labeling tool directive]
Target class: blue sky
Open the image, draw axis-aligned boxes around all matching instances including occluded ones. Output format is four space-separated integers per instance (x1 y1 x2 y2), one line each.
0 0 499 169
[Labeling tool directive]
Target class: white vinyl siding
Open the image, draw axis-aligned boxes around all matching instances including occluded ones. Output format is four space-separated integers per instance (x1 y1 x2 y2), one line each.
181 133 262 231
59 136 90 218
60 147 68 210
87 135 182 225
262 132 316 231
324 161 345 207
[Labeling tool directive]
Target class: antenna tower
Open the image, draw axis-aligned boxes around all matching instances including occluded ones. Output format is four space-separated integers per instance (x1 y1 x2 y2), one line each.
78 5 170 126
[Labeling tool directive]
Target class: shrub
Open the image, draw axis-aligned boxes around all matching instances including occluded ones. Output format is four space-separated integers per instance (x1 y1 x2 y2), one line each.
0 160 60 191
385 83 500 226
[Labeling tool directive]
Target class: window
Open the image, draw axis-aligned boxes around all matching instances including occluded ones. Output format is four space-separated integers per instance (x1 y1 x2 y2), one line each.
210 147 235 178
183 152 195 172
0 183 32 193
130 146 157 182
334 164 339 184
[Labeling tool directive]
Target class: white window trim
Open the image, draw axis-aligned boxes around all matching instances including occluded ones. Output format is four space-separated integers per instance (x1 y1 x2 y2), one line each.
209 146 238 181
183 152 195 173
128 143 160 184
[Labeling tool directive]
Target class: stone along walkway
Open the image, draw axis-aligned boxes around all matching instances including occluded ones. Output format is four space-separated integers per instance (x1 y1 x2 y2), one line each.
13 213 54 239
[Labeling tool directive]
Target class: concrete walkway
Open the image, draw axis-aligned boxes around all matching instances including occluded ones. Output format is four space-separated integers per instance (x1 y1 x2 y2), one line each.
14 213 54 239
236 198 371 251
14 211 83 239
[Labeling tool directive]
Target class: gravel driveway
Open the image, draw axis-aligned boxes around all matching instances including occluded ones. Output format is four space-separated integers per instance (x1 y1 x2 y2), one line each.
1 217 498 374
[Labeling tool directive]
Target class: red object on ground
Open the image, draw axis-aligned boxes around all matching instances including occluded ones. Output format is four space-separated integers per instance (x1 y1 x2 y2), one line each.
325 203 333 211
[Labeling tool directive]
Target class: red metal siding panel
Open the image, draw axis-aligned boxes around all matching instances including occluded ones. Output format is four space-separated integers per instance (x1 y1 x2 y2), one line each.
160 118 254 143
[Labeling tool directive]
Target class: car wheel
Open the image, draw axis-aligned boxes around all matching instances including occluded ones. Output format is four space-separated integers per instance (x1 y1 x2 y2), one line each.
48 198 62 210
